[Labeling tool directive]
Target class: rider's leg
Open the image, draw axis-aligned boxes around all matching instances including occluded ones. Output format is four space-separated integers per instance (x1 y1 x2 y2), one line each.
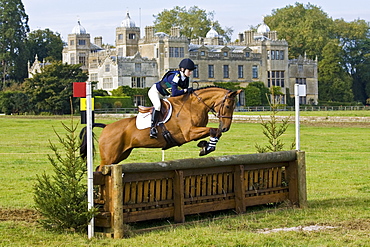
150 110 160 138
148 85 162 139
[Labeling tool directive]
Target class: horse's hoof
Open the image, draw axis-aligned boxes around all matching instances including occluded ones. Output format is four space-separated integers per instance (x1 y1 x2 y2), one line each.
199 146 215 156
197 140 208 147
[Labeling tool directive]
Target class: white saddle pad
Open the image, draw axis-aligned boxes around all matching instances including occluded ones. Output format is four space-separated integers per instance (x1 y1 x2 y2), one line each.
135 99 172 130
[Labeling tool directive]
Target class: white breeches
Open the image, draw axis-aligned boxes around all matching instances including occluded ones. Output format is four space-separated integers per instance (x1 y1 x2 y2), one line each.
148 84 168 111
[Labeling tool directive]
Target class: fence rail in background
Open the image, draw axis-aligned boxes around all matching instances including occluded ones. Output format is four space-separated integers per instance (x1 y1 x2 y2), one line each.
93 150 306 238
94 105 369 114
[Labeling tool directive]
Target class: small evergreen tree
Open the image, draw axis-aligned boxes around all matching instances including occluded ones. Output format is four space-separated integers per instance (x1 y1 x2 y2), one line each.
34 115 96 232
255 89 295 153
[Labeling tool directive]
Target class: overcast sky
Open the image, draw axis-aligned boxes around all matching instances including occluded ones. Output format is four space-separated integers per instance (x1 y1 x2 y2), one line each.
22 0 369 44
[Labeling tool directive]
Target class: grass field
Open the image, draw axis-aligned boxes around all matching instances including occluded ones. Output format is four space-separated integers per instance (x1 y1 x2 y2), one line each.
0 113 370 246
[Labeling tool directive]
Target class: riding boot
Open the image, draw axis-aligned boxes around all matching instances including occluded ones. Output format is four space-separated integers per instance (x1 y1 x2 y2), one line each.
150 110 160 138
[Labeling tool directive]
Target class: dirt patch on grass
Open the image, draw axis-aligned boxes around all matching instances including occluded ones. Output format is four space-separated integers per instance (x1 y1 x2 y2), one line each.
0 208 40 223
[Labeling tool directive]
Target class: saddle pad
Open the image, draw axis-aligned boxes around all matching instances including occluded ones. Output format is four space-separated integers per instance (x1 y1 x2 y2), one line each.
136 99 172 130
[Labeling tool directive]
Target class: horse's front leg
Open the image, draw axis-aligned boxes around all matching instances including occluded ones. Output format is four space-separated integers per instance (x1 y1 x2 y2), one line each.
198 127 222 156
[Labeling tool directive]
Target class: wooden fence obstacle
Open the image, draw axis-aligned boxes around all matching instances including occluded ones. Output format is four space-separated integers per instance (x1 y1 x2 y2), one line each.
93 150 306 238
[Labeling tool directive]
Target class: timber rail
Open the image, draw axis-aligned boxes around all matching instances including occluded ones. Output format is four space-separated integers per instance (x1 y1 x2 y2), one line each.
93 150 306 238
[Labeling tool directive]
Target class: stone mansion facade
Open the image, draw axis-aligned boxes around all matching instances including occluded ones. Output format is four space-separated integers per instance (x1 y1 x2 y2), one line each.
58 12 318 106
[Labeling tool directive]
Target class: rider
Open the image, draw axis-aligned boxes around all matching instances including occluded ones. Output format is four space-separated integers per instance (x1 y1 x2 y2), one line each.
148 58 196 138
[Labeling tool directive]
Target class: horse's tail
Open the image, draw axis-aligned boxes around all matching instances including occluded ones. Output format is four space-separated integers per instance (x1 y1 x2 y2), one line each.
79 123 106 159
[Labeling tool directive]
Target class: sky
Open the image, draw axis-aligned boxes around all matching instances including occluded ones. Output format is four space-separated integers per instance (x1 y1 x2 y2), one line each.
22 0 370 45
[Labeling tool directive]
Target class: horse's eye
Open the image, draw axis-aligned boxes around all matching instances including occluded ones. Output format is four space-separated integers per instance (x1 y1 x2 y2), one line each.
226 105 230 109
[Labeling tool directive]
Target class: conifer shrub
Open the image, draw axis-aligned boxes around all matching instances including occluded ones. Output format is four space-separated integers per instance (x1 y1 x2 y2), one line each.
33 117 97 232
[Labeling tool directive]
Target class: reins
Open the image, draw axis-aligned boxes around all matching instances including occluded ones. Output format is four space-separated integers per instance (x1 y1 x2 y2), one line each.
192 90 234 119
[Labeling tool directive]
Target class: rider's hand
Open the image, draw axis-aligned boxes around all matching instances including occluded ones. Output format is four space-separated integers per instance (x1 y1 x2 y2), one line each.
187 87 194 94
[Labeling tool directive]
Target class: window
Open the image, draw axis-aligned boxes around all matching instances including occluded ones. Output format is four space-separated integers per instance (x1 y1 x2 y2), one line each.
70 40 74 46
135 63 141 73
223 65 229 78
131 77 146 88
238 65 244 78
78 39 86 45
252 65 258 78
298 64 303 72
208 65 214 78
169 47 184 57
268 50 285 60
118 34 123 40
129 33 136 39
70 53 75 64
105 64 110 72
280 50 284 60
90 73 98 81
78 52 86 65
245 52 250 58
118 48 123 57
103 77 113 89
268 70 285 87
193 65 199 78
133 95 145 107
200 51 205 56
223 52 228 57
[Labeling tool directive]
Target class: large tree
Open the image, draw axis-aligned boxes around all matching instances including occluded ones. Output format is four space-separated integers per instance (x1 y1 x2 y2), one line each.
23 61 88 114
26 28 64 63
332 19 370 103
264 3 333 60
153 6 233 42
0 0 29 87
318 40 353 102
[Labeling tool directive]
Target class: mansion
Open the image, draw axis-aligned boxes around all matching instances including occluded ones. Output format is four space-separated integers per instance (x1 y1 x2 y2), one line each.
31 12 318 106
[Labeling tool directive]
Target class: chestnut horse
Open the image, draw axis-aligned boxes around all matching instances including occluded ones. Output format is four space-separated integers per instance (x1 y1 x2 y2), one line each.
80 86 242 171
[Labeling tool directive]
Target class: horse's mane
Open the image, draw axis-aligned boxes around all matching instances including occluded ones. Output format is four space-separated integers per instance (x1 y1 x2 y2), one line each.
193 85 231 92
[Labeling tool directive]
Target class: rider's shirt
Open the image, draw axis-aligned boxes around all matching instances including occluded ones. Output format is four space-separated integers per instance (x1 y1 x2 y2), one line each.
156 71 189 96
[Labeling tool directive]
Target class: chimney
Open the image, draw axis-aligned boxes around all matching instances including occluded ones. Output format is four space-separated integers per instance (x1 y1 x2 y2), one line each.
94 36 103 47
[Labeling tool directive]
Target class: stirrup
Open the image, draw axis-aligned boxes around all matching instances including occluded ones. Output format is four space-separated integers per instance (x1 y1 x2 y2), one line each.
150 127 158 139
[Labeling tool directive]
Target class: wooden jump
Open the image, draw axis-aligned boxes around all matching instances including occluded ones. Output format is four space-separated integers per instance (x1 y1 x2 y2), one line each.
93 150 306 238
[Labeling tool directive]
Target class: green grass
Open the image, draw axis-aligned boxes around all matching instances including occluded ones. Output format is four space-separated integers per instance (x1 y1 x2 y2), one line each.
1 114 370 246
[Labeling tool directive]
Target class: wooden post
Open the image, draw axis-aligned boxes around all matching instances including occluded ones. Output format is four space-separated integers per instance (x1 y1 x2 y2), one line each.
296 151 307 208
287 151 307 208
111 165 124 238
234 165 246 213
173 170 185 223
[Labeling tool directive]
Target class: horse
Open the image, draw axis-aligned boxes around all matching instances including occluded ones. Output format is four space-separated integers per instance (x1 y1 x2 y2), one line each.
80 86 242 171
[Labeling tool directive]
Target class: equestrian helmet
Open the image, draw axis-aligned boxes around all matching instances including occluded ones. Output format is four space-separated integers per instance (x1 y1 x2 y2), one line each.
179 58 196 70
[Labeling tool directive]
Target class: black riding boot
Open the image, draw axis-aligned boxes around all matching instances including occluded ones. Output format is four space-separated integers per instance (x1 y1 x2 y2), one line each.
150 110 160 138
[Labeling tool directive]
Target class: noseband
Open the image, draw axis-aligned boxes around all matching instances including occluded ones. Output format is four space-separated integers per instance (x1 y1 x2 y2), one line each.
193 91 235 119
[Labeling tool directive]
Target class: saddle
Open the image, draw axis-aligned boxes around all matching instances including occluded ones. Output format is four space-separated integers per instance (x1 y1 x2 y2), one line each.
138 99 171 123
135 99 172 130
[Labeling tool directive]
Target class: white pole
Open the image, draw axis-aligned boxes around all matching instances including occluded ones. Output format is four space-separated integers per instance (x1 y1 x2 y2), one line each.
86 81 94 238
162 150 165 161
295 84 300 151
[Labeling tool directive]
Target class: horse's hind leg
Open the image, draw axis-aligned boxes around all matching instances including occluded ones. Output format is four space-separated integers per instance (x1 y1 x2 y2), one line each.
117 148 133 163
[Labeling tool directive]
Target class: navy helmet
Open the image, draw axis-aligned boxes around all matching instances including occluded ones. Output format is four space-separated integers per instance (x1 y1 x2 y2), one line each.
179 58 196 70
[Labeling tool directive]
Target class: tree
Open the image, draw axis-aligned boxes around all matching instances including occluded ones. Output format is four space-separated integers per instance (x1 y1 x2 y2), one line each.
0 90 30 114
318 40 353 102
264 3 333 60
23 61 88 114
153 6 233 41
333 19 370 103
34 117 97 232
26 28 64 63
0 0 30 87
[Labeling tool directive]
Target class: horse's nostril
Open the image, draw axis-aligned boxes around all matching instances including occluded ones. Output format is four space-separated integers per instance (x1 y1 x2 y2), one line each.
222 127 229 132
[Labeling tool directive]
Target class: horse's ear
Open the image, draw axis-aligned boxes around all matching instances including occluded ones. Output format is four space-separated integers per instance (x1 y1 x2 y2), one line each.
229 89 243 98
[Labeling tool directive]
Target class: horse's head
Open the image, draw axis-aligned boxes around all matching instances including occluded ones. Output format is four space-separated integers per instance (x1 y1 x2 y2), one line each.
213 89 242 132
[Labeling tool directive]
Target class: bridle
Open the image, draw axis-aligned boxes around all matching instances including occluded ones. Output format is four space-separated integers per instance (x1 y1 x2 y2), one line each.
192 90 235 119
